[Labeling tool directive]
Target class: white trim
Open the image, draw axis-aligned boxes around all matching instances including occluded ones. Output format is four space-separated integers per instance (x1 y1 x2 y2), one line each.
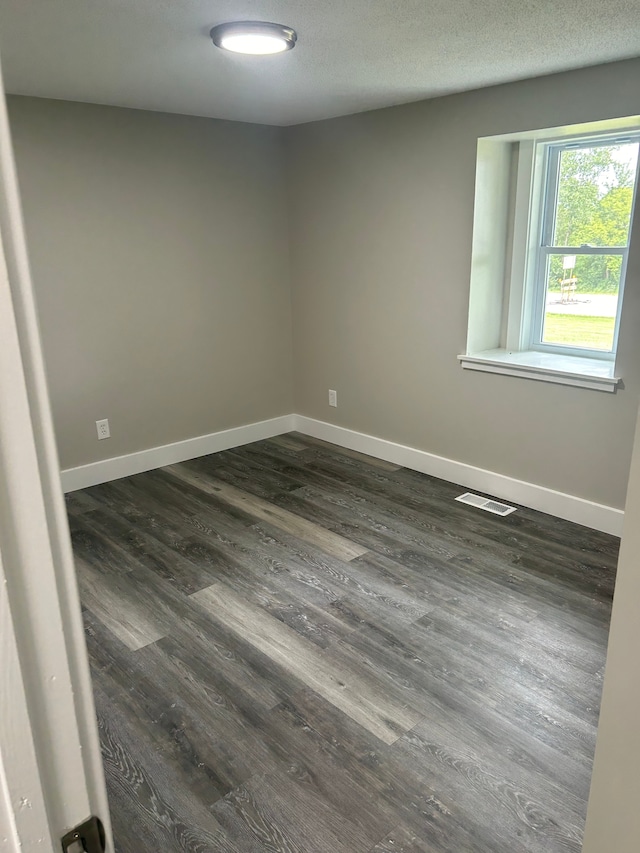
467 117 640 375
506 139 537 351
485 113 640 146
293 416 623 536
61 415 296 492
61 411 623 535
458 349 620 392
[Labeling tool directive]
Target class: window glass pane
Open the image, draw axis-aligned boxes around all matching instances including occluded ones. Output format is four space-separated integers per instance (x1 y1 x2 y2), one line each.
541 253 621 351
552 141 639 248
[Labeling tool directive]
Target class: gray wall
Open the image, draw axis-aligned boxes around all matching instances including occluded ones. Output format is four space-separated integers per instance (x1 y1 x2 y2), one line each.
286 58 640 510
9 59 640 508
8 97 293 470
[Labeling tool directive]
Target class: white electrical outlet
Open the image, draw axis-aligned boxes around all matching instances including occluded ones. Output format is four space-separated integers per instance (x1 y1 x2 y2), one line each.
96 418 110 440
328 389 337 407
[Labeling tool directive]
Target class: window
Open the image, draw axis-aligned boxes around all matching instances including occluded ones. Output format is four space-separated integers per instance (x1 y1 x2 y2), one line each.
460 117 640 391
531 136 639 358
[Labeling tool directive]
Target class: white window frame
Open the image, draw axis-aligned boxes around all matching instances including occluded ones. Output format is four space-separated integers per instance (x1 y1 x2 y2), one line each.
460 114 640 392
527 134 639 360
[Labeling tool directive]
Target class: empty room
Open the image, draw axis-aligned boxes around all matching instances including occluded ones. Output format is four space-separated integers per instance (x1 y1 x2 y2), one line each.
1 3 640 853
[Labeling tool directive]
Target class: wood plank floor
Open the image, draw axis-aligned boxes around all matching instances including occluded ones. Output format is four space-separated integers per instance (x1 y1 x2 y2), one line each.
67 433 619 853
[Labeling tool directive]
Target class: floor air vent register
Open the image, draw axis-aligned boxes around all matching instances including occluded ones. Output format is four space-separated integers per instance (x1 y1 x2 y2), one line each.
455 492 517 516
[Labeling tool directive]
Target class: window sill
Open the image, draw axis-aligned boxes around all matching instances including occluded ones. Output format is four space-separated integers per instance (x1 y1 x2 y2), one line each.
458 349 620 392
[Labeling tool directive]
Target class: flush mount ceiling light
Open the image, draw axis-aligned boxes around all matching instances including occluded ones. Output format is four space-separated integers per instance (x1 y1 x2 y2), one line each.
210 21 297 55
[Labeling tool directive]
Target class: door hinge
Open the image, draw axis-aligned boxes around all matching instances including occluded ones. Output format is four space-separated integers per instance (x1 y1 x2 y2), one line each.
61 816 106 852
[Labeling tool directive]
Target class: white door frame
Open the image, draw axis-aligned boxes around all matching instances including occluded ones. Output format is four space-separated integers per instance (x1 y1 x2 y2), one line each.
0 55 113 853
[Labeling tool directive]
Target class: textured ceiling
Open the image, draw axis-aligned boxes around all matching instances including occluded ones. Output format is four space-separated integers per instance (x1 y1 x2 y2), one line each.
1 0 639 126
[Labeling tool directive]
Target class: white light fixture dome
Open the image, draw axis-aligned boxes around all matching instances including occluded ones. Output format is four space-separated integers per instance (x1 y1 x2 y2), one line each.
210 21 297 55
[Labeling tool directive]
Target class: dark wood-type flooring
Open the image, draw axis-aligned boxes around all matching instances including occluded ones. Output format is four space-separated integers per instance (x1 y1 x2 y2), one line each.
67 433 619 853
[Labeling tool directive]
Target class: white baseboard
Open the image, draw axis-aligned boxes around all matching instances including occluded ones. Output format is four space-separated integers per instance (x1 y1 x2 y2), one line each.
293 415 624 536
60 411 623 536
60 415 296 493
